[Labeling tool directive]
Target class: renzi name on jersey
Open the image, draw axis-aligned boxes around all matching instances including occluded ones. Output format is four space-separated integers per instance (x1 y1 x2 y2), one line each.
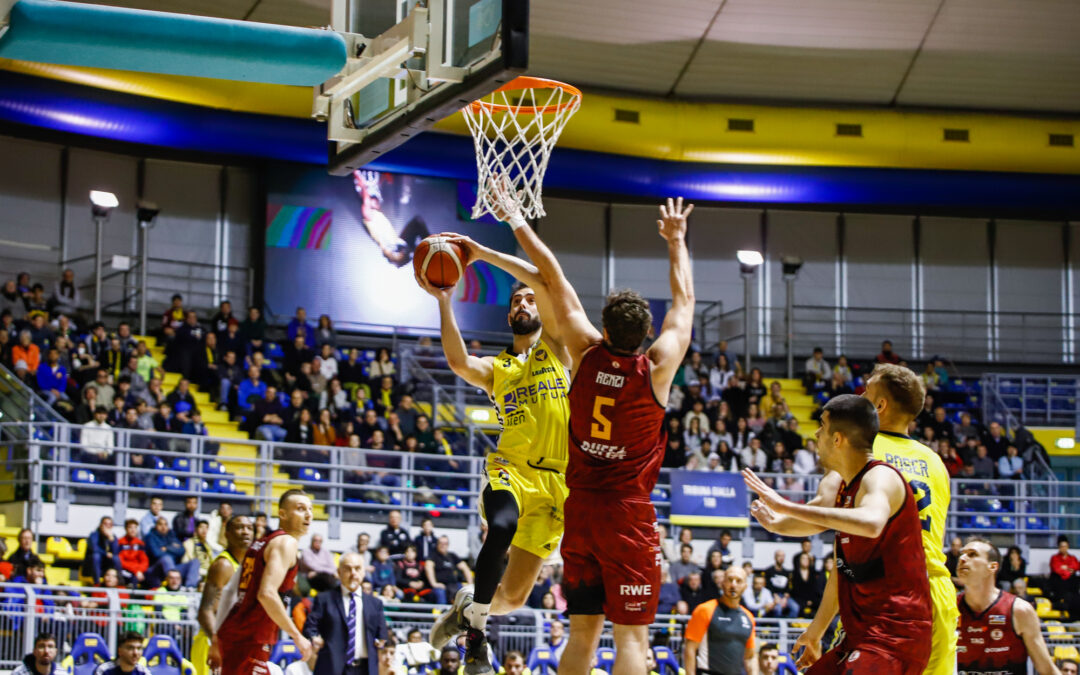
596 372 625 388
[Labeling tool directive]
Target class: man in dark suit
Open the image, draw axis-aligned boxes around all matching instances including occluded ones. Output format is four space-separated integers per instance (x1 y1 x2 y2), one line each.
303 552 389 675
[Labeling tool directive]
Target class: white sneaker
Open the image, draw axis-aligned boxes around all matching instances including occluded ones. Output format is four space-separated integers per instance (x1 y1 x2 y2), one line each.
429 584 474 649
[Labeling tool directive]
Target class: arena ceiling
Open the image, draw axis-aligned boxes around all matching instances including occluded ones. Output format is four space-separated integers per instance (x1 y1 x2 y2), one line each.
72 0 1080 115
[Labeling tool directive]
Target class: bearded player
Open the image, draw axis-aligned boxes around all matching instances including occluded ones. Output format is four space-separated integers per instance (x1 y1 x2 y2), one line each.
956 538 1061 675
418 238 573 674
198 515 254 675
753 364 956 675
213 491 314 674
449 195 693 674
745 395 932 675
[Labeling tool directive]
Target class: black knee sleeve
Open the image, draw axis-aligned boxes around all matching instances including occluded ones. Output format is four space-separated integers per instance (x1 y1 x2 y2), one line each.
473 487 519 604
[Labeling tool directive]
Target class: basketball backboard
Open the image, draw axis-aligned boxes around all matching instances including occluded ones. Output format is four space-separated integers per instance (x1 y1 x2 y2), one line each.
318 0 527 175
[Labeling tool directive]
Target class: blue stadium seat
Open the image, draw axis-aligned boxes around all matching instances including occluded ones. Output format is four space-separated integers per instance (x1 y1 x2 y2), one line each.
998 516 1016 530
1025 517 1048 530
652 646 680 675
71 632 111 675
269 639 301 668
172 458 192 472
973 515 994 529
144 634 183 675
73 469 97 484
778 653 798 675
157 475 184 491
526 646 558 674
203 460 228 475
209 478 238 494
595 647 616 673
266 342 285 359
298 467 326 482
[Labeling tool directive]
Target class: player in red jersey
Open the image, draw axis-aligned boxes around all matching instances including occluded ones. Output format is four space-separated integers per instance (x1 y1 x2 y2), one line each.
744 395 932 675
482 195 694 675
956 537 1061 675
211 490 314 675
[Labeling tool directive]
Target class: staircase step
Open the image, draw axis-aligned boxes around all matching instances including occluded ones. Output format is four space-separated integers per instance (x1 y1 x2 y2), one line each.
206 422 248 439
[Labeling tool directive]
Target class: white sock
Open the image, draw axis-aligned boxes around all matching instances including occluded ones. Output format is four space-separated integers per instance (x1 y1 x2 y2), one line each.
464 601 491 630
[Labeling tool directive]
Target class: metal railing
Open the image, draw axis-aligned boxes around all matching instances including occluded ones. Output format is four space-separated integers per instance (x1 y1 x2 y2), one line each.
5 421 1080 548
982 373 1080 427
712 304 1080 366
0 584 1074 671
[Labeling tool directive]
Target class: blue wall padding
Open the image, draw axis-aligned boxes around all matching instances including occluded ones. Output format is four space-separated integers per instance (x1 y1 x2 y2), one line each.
0 0 347 85
2 69 1080 218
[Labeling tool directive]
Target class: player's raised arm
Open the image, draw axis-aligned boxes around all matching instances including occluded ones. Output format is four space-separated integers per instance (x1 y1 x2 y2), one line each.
416 272 494 395
744 465 904 539
493 182 601 363
1014 599 1063 675
647 198 695 398
258 536 313 659
750 471 841 537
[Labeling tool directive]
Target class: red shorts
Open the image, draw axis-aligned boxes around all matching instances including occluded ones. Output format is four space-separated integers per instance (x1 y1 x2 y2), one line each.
806 644 926 675
561 492 660 626
220 645 272 675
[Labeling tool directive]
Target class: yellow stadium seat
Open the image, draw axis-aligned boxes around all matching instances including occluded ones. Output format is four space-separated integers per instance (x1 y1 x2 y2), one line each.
44 566 71 586
1054 646 1079 661
1027 586 1043 597
46 536 84 562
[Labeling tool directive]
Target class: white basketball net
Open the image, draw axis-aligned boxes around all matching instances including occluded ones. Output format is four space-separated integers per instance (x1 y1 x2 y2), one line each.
463 81 581 220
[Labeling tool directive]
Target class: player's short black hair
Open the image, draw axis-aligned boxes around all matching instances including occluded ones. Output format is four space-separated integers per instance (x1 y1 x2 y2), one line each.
1058 534 1070 546
508 281 530 310
822 394 878 451
34 632 56 647
758 642 779 655
602 288 652 353
117 630 144 646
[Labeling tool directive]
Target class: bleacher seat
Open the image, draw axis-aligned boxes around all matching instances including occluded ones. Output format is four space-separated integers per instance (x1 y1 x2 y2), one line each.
172 458 192 472
526 646 558 675
270 639 301 668
144 635 186 675
209 478 239 494
778 653 798 675
70 632 111 675
652 646 680 675
298 468 325 482
157 476 184 491
203 460 228 475
595 647 616 674
47 536 86 563
1054 646 1079 661
73 469 97 484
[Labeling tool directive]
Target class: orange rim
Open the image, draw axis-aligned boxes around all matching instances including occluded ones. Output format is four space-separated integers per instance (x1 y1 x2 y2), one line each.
468 76 582 114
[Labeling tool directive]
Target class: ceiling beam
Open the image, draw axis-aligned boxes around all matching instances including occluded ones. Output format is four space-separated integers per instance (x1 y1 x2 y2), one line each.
889 0 948 107
666 0 728 97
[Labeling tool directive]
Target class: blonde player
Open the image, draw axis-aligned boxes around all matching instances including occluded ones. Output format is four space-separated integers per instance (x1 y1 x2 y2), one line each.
418 249 571 675
751 363 955 675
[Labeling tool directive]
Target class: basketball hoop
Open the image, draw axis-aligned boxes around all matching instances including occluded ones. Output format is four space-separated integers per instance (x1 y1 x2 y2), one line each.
462 76 582 220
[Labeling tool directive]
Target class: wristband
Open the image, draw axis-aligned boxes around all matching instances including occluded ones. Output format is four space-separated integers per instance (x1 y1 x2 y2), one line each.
507 213 527 231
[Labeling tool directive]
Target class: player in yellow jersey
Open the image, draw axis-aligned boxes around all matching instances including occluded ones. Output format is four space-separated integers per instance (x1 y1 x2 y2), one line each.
418 235 573 675
195 514 253 675
750 363 956 675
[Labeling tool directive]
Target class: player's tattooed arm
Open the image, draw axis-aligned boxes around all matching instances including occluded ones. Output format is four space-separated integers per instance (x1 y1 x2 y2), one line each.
416 270 495 394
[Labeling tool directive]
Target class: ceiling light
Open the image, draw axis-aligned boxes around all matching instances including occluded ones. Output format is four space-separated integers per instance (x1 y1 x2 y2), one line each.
736 250 763 267
89 190 118 209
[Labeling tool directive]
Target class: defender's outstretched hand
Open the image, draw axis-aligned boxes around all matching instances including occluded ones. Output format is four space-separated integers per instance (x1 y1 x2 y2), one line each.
490 175 526 226
742 468 791 514
657 197 693 241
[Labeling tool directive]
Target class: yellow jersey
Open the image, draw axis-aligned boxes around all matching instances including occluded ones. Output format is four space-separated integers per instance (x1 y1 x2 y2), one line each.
873 431 951 579
490 337 570 472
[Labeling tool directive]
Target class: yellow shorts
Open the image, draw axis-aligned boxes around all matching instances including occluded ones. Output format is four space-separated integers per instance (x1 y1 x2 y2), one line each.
191 631 209 675
482 454 567 560
925 575 959 675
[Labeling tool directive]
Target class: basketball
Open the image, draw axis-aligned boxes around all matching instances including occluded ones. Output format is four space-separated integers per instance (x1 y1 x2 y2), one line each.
414 235 467 289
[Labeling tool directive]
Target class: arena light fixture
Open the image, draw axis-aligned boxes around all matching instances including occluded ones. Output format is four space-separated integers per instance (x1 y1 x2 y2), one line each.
89 190 118 321
736 250 764 267
89 189 118 211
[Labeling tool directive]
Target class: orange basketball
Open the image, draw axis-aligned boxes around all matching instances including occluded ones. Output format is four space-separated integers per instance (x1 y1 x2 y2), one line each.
414 235 467 289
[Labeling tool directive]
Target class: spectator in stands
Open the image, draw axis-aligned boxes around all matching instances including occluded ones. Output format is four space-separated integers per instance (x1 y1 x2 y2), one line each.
299 533 338 594
83 516 119 584
707 530 735 568
379 510 410 556
319 378 349 419
8 529 42 579
145 516 200 588
48 270 81 316
368 348 395 387
25 287 47 316
0 280 21 318
285 406 315 447
138 497 164 539
793 440 817 475
876 339 901 364
395 544 433 602
85 368 115 409
13 631 62 675
372 376 397 417
953 412 980 444
252 386 287 441
984 421 1010 460
938 441 964 477
181 519 218 582
998 546 1026 591
287 307 316 348
237 365 267 414
1047 535 1079 607
80 406 114 463
339 348 365 385
34 348 67 405
670 543 701 584
238 305 265 352
740 437 767 472
217 350 242 412
313 408 337 446
425 535 472 603
789 552 823 617
998 444 1024 480
13 330 41 373
680 571 709 611
742 574 775 617
929 407 955 445
1010 577 1033 603
762 550 798 618
832 355 852 384
172 496 199 541
920 362 940 393
803 347 830 389
970 443 995 479
412 519 437 561
162 293 185 332
945 536 963 587
370 545 396 591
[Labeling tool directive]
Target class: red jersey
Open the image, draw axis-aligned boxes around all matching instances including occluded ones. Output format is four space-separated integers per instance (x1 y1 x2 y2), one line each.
958 590 1028 675
567 343 667 497
217 529 299 650
833 460 932 662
